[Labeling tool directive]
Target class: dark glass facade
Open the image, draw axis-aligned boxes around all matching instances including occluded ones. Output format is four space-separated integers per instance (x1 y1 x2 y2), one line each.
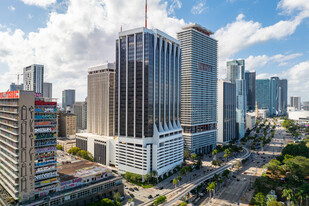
245 71 256 111
115 29 181 138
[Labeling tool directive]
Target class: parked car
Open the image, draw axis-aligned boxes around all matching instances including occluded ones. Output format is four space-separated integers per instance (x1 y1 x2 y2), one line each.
159 186 164 190
134 187 139 191
129 188 134 192
129 193 135 198
148 195 153 199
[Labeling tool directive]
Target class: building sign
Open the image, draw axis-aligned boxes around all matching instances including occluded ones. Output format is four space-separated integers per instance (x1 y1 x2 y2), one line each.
198 63 214 72
0 91 20 99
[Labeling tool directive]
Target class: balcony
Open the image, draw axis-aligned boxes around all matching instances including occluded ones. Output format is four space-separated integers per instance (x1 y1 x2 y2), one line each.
35 160 57 168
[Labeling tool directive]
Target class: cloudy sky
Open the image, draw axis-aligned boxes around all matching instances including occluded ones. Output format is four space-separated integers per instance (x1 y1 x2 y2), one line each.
0 0 309 101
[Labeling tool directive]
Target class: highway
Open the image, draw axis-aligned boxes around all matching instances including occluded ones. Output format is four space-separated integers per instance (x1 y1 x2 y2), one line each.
162 147 251 206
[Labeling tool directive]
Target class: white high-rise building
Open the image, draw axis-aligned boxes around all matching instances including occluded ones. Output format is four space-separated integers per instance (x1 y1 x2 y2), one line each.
177 24 218 154
23 64 44 94
115 27 183 177
227 60 247 139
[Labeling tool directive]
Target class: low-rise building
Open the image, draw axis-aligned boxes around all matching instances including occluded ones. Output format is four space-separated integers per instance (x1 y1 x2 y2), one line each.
246 113 256 130
21 151 124 206
76 133 117 167
57 137 76 152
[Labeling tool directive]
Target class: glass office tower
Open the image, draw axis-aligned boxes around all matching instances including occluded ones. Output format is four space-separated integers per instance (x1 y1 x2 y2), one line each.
245 71 256 112
177 24 218 154
115 27 183 177
227 60 246 139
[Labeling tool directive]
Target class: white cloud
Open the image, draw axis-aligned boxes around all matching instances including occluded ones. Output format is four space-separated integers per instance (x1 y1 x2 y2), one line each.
0 0 185 100
191 1 207 15
8 6 16 11
245 53 302 71
20 0 57 8
282 61 309 99
168 0 182 15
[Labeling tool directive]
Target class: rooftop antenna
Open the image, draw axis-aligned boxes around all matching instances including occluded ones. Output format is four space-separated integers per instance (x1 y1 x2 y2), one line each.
145 0 147 28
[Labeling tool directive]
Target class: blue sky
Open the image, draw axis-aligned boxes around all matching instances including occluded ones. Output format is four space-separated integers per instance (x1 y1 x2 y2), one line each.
0 0 308 101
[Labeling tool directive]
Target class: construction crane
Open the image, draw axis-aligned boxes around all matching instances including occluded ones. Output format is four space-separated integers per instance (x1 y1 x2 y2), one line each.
9 73 23 85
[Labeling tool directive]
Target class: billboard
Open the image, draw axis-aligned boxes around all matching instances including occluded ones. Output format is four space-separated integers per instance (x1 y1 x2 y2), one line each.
0 91 20 99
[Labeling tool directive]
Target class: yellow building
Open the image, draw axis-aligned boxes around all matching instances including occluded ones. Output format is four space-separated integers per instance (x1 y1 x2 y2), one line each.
58 112 76 137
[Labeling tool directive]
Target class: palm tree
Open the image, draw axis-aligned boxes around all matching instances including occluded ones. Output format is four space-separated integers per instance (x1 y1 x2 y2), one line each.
144 173 151 184
151 170 158 183
177 175 182 186
296 190 305 206
224 149 231 162
282 188 294 206
212 149 218 161
173 178 178 189
207 182 217 203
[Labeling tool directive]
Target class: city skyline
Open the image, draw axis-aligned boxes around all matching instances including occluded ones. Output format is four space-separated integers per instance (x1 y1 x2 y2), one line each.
0 0 308 101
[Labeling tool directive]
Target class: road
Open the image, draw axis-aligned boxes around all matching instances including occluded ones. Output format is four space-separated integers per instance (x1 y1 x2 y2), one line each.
209 119 288 206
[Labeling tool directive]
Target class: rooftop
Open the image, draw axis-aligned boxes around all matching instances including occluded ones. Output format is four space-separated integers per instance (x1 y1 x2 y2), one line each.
88 62 115 73
57 150 112 182
182 23 214 36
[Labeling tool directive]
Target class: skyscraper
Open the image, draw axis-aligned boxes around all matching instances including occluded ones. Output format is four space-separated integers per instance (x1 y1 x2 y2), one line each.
177 24 217 154
42 82 52 98
76 63 116 167
217 80 236 143
87 64 115 136
62 89 75 110
256 77 288 116
226 60 246 139
290 96 301 110
115 27 183 177
245 71 256 112
279 79 288 115
23 64 44 94
73 101 87 131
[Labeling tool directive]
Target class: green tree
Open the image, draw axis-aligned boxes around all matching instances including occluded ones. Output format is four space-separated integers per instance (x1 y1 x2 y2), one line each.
77 150 94 161
282 188 294 206
180 202 187 206
180 167 187 176
67 147 80 155
254 192 266 206
191 153 197 160
144 173 151 184
172 178 178 189
113 192 121 203
264 159 282 178
177 175 182 182
153 196 166 206
235 160 242 171
206 182 217 202
100 198 115 206
222 169 230 179
56 144 63 150
212 149 218 161
151 170 158 183
224 149 231 162
184 150 190 159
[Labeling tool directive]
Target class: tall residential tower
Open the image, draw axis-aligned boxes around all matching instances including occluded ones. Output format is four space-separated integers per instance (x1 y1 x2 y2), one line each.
23 64 44 94
245 71 256 112
177 24 217 154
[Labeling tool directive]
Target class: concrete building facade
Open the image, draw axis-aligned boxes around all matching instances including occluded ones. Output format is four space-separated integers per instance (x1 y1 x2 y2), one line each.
23 64 44 94
87 64 115 136
115 27 183 177
42 82 52 98
290 96 301 110
73 101 87 131
0 91 35 203
58 112 76 137
177 24 218 154
217 80 236 143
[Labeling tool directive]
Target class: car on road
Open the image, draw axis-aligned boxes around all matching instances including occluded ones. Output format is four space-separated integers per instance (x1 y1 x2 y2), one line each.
232 175 236 178
129 188 134 192
134 187 139 191
124 186 128 189
159 186 164 190
129 193 135 198
237 179 240 181
148 195 153 199
155 194 160 198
